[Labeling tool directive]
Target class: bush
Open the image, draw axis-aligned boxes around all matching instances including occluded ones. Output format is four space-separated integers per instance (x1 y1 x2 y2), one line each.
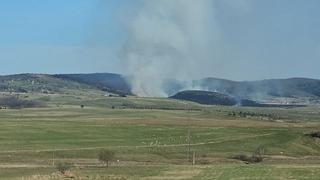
309 132 320 138
232 154 263 163
98 150 115 167
232 154 250 162
0 96 45 109
232 147 264 163
56 162 72 174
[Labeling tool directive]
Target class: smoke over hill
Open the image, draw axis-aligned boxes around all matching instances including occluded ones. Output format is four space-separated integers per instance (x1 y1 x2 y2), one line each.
122 0 219 97
1 73 320 104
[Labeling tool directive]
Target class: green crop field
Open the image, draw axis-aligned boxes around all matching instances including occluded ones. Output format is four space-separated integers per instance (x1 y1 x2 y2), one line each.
0 94 319 179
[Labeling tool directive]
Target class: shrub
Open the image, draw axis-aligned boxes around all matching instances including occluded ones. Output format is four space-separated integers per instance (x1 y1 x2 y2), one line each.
232 154 250 162
232 154 263 163
56 162 72 174
308 132 320 138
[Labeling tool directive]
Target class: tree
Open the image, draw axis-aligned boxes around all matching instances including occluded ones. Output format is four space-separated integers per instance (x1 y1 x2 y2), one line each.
98 150 115 168
232 146 265 163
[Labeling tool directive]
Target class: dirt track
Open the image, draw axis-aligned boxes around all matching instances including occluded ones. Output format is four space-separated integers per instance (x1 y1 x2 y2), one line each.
0 133 273 154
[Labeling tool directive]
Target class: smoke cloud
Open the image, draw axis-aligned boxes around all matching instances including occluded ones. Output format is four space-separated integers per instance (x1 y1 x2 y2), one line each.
122 0 220 97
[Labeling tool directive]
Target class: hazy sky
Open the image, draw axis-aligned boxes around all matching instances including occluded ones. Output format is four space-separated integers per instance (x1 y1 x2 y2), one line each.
0 0 320 80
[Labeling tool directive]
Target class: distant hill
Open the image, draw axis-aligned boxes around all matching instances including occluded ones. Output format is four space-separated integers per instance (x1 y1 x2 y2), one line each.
53 73 131 95
169 90 307 107
170 90 237 106
191 77 320 102
0 74 98 94
170 90 262 106
0 73 131 95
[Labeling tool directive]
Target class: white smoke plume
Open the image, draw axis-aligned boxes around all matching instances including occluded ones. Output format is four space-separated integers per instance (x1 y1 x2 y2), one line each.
123 0 220 97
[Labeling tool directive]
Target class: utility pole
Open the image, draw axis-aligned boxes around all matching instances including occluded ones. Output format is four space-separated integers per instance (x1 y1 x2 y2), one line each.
188 127 191 162
185 102 191 163
52 151 55 167
192 151 196 165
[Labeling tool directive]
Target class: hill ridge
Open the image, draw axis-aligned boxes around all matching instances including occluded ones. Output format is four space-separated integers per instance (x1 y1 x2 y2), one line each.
1 73 320 104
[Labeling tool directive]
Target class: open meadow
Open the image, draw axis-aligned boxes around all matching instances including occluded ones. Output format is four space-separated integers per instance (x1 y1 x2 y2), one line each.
0 94 319 179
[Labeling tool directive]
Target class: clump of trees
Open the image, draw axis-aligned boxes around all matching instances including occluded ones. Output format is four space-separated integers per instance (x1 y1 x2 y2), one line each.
232 147 265 163
98 149 115 168
228 111 281 120
0 96 45 109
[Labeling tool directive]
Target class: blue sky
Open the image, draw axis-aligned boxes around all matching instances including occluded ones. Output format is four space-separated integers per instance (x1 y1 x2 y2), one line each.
0 0 320 80
0 0 128 74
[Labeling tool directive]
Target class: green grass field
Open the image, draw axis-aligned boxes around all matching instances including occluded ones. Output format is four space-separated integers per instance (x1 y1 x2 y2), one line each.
0 94 319 179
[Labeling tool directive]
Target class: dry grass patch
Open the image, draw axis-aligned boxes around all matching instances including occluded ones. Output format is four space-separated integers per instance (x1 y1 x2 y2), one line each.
145 167 202 180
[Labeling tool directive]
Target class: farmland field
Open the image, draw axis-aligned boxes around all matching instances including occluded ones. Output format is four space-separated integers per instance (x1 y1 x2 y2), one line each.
0 94 319 179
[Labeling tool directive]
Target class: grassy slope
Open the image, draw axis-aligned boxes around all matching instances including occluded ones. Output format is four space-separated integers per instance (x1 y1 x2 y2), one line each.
0 74 103 95
0 94 319 179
